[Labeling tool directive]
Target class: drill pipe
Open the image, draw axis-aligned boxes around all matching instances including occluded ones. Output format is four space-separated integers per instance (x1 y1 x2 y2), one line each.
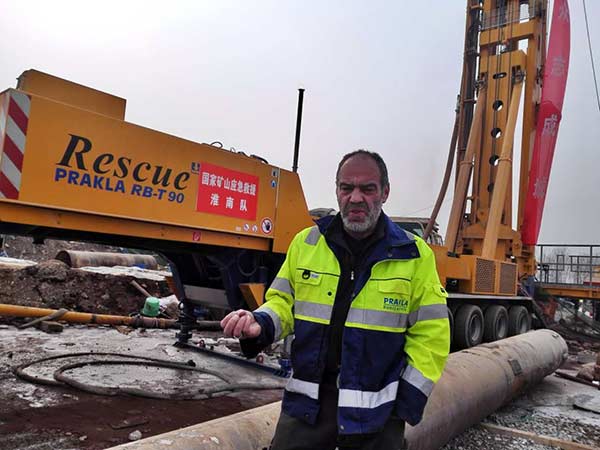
55 250 158 269
107 329 567 450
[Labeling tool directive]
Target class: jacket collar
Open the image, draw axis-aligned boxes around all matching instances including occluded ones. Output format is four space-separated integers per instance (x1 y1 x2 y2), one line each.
316 212 415 246
315 212 418 260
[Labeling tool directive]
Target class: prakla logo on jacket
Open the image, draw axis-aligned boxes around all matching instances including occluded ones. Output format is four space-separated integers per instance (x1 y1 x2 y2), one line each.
383 297 409 311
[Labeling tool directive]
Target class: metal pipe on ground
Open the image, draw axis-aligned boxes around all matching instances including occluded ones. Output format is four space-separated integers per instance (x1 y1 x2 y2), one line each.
106 329 567 450
55 250 158 269
405 328 567 450
0 304 177 329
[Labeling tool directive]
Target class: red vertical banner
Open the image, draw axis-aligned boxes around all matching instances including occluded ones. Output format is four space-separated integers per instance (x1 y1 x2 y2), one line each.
196 162 260 220
521 0 570 245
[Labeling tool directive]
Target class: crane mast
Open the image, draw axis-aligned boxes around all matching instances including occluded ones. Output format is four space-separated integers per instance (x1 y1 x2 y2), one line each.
446 0 547 279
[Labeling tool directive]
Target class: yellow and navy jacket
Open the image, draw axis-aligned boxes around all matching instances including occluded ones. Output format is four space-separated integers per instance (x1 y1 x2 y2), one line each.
248 214 450 434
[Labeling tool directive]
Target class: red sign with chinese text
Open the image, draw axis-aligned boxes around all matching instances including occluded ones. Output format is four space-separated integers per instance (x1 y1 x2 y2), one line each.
196 162 259 220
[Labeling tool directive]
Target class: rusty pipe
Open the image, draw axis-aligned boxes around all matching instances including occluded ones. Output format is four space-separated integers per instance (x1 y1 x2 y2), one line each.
0 304 177 329
106 330 567 450
55 250 158 269
405 328 567 450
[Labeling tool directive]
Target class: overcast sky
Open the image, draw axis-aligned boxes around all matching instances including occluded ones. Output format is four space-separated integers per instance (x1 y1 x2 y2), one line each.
0 1 598 244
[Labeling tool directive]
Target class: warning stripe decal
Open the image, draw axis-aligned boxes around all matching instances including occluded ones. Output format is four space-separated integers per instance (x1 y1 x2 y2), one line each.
8 97 29 135
0 94 8 154
3 133 24 170
1 143 22 189
0 172 19 199
0 90 30 199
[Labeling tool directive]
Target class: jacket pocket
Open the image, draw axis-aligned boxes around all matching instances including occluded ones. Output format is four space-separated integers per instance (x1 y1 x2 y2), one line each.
377 279 411 295
294 269 323 300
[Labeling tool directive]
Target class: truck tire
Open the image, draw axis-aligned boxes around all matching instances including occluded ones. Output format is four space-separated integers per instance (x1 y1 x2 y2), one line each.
483 305 508 342
508 305 531 336
454 304 483 349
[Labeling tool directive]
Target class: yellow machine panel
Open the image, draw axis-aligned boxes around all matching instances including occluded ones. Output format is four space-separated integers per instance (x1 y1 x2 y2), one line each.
17 69 126 120
0 83 311 252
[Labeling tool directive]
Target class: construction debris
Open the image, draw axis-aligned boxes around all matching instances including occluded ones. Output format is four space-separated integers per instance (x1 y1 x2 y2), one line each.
37 320 64 333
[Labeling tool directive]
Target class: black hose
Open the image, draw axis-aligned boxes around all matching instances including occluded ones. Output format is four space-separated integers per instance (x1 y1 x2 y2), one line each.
13 352 151 386
14 352 285 399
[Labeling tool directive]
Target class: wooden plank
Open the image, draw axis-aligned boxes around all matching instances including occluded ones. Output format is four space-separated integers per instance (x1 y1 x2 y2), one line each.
479 423 599 450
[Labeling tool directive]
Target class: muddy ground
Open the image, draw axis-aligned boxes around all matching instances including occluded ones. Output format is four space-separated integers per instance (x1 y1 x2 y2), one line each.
0 235 284 450
1 235 600 450
0 326 285 450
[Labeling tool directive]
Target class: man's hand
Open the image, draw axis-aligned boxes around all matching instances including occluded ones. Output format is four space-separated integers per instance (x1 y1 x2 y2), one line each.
220 309 262 339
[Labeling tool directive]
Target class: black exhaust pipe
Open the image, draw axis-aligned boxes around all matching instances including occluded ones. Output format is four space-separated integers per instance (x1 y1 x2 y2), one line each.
292 88 305 173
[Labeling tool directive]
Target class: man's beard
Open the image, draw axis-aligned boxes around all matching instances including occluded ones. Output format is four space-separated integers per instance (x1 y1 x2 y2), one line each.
340 200 383 234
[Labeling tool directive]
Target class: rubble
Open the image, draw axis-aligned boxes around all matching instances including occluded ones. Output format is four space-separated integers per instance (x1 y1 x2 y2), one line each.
128 430 143 441
0 261 171 321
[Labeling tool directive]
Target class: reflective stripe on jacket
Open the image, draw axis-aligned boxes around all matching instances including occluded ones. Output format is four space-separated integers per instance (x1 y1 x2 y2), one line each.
253 214 450 434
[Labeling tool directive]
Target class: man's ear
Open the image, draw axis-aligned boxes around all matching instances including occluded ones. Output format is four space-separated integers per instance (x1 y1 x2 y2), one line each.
382 184 390 203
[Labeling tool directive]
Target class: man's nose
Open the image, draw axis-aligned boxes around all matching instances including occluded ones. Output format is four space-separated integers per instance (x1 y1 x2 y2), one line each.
349 188 363 203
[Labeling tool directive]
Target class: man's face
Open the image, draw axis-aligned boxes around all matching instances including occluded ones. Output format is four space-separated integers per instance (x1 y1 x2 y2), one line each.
336 155 389 237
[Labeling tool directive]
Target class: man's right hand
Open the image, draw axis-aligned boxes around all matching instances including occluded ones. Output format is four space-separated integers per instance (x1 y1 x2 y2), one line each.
220 309 262 339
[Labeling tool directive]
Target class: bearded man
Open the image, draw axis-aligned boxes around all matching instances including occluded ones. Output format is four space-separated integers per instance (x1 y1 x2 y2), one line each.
221 150 450 450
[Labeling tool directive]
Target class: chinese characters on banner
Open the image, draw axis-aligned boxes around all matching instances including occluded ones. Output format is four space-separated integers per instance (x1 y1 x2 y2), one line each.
196 162 259 220
521 0 570 245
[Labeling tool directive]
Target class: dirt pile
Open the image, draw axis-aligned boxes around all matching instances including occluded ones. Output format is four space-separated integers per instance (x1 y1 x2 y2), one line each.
1 235 121 262
0 236 172 320
0 260 171 320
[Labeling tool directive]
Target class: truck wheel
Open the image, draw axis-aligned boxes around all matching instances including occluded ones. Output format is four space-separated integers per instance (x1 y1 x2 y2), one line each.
454 304 483 349
483 305 508 342
508 305 531 336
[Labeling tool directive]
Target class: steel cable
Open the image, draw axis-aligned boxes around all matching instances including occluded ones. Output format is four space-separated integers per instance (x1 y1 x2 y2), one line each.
583 0 600 114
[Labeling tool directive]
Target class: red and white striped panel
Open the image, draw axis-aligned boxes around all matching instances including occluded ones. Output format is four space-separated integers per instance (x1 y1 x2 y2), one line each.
0 93 8 154
0 90 30 199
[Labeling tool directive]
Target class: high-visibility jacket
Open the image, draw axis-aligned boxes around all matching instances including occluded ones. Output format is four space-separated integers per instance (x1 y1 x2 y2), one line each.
252 214 450 434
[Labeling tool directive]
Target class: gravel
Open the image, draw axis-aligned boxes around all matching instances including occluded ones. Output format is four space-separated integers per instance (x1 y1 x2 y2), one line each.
441 426 555 450
440 384 600 450
487 405 600 447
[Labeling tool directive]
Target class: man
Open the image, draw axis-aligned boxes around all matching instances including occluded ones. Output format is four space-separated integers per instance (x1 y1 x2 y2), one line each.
221 150 450 450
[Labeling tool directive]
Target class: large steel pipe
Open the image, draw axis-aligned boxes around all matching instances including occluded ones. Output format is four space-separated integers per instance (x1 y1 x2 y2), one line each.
108 330 567 450
405 328 567 449
110 403 280 450
55 250 158 269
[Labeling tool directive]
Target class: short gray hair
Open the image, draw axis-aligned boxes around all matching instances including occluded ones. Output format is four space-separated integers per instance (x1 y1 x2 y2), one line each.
335 149 389 189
